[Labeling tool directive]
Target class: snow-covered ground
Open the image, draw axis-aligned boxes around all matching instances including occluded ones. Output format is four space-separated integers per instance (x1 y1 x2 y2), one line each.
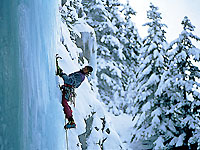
110 113 134 149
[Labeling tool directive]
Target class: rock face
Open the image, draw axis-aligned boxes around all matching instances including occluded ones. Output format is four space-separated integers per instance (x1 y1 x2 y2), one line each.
78 112 95 150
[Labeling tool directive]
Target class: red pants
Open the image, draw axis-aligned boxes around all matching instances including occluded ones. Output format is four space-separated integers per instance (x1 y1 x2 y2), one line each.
62 91 72 119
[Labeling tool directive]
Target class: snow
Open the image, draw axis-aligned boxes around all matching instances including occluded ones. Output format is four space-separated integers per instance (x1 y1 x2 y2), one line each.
146 73 160 85
142 101 151 112
110 113 134 149
138 65 151 78
74 19 94 33
153 137 165 149
176 133 186 147
60 21 82 61
2 0 200 149
189 47 200 60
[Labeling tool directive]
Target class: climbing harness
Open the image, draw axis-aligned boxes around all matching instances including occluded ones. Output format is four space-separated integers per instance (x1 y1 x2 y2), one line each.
60 84 76 107
70 87 76 107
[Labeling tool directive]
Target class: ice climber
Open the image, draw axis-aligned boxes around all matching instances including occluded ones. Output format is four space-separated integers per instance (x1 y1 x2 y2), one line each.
56 57 93 129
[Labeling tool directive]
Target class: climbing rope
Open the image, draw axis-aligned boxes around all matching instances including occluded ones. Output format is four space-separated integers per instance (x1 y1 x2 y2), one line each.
65 118 69 150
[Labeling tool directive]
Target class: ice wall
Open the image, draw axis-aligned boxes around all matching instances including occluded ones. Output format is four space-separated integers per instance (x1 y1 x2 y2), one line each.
0 0 64 150
0 1 23 149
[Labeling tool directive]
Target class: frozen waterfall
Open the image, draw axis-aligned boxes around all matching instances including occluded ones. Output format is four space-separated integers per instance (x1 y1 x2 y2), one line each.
0 0 65 149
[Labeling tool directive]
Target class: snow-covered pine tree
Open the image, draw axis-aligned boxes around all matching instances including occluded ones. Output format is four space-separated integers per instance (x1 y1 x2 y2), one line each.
60 0 93 61
121 1 140 67
155 16 200 149
61 0 84 42
82 0 127 115
119 1 142 113
131 3 169 148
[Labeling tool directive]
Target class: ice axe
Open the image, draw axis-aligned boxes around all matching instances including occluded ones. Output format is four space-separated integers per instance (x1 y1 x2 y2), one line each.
56 54 62 75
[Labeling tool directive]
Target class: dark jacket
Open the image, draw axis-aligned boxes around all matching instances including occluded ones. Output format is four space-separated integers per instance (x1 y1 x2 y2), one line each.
60 70 85 88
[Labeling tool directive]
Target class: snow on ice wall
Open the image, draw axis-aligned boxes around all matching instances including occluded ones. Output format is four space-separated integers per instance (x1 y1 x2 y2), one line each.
0 0 64 150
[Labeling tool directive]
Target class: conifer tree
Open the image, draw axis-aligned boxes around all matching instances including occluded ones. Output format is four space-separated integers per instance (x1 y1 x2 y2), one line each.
121 2 140 67
61 0 84 42
82 0 128 114
120 1 142 113
131 3 168 148
155 16 200 149
60 0 88 61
